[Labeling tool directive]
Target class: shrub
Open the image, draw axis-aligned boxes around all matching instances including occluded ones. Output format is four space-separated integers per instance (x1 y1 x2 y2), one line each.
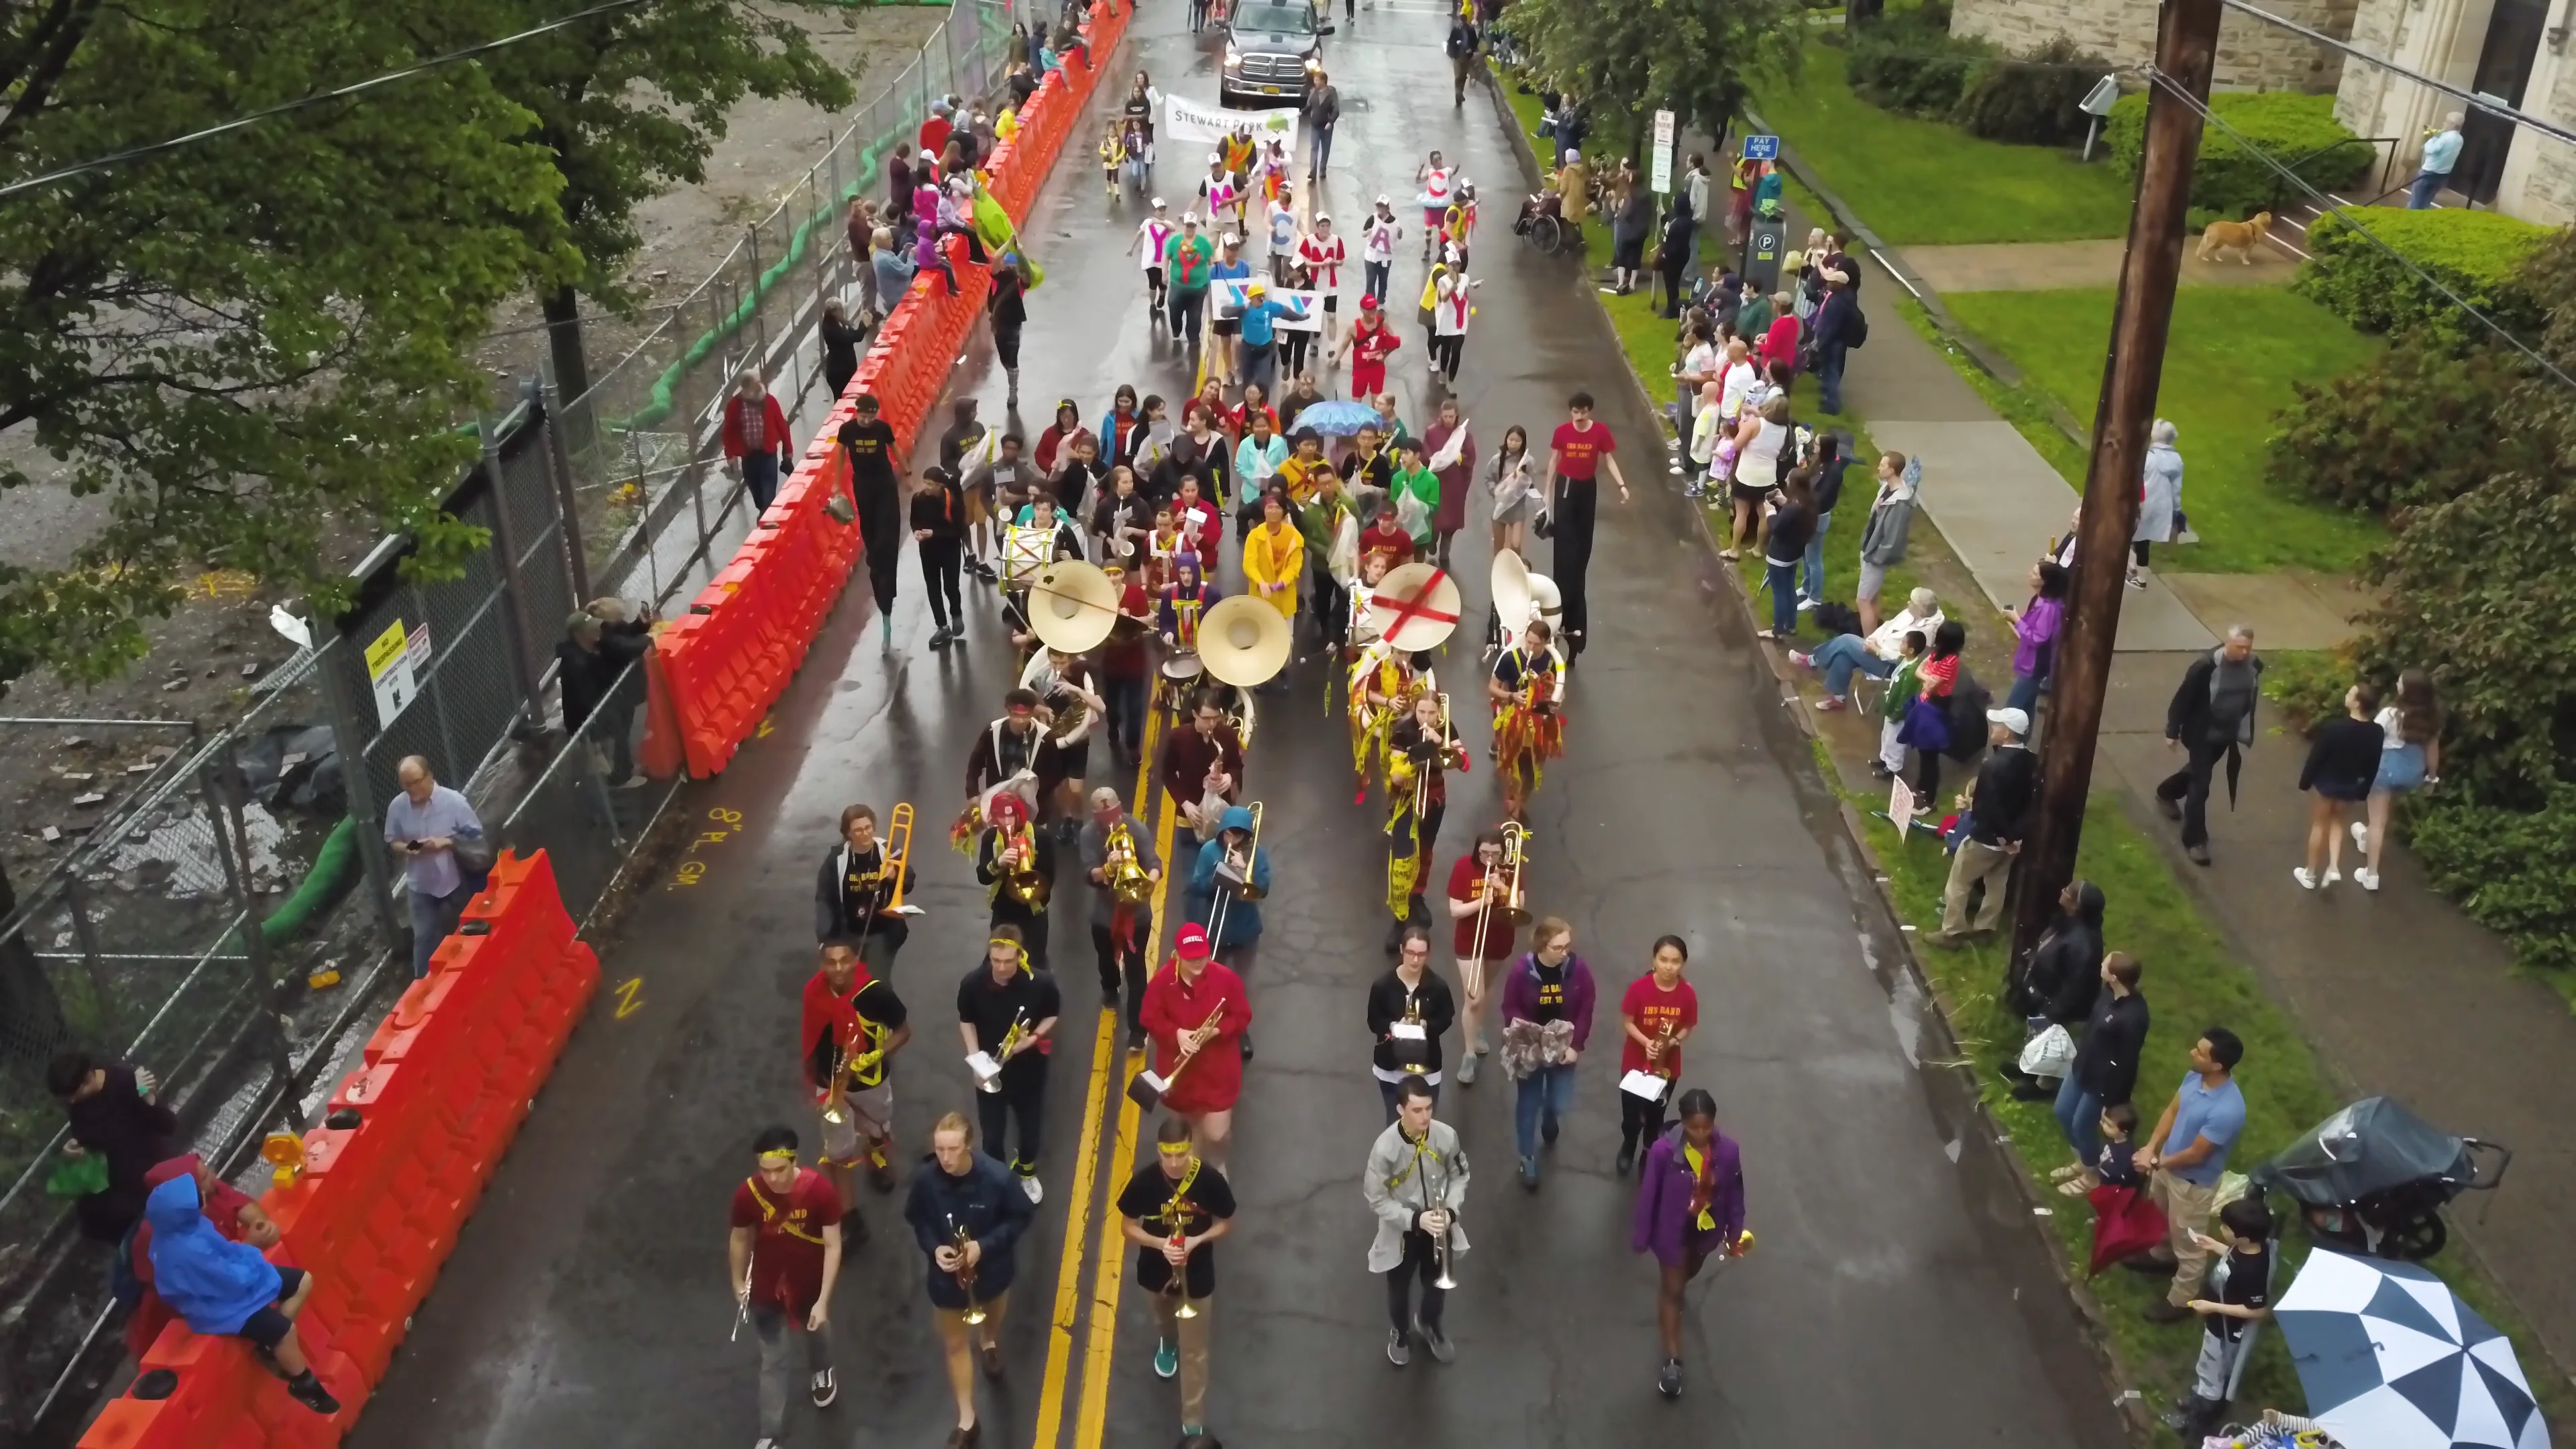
1955 36 2112 146
2296 207 2551 348
2106 91 2372 221
2412 790 2576 974
1845 10 1988 119
2265 337 2533 516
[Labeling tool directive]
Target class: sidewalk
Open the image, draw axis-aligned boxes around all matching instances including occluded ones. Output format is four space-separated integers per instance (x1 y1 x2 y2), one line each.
1899 237 2302 293
1800 199 2576 1374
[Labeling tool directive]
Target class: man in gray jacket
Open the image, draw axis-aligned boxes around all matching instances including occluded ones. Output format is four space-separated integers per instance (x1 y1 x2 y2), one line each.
1856 450 1918 635
1363 1077 1469 1367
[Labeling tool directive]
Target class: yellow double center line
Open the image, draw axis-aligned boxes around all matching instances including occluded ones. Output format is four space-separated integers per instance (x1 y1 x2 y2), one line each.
1030 692 1181 1448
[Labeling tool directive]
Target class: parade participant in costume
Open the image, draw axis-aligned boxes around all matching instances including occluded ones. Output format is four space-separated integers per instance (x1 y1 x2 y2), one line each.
914 462 970 649
1140 923 1251 1165
1441 185 1477 269
1297 213 1347 342
1174 474 1225 569
1332 294 1400 400
1615 935 1697 1177
1117 1116 1237 1440
1445 828 1515 1083
1001 495 1087 655
1295 466 1358 649
963 431 1033 577
1016 647 1106 837
1414 150 1456 262
730 1127 847 1446
974 794 1059 970
1346 570 1426 793
1542 391 1629 655
1036 398 1084 474
955 928 1061 1201
1631 1089 1746 1399
841 392 908 649
1275 428 1329 505
1187 806 1271 981
1240 490 1304 643
1169 404 1234 507
1488 619 1568 820
1500 916 1596 1190
1363 1076 1467 1368
904 1112 1034 1447
1343 424 1394 500
813 803 917 970
1161 690 1246 841
1157 554 1223 653
1090 464 1153 568
802 939 912 1214
1389 438 1440 557
1079 787 1165 1049
1099 563 1155 760
1385 686 1466 946
1129 197 1179 325
960 688 1063 851
1145 504 1189 592
1368 928 1457 1119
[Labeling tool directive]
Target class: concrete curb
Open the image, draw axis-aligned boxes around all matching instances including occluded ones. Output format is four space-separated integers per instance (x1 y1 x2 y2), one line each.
1485 64 2157 1445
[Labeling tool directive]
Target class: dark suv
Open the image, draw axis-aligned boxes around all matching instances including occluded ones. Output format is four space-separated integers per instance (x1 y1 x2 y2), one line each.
1221 0 1332 107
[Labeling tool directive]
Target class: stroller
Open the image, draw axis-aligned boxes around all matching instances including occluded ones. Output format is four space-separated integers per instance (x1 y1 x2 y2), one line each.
2249 1096 2510 1262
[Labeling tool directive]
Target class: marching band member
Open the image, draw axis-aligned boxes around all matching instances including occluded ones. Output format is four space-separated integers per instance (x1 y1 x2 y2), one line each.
812 804 916 972
1276 428 1330 504
1363 1076 1466 1368
1157 554 1223 651
1160 690 1245 842
1356 503 1415 572
801 940 913 1220
1117 1116 1236 1441
1630 1088 1746 1399
1187 806 1271 981
1144 504 1187 592
1140 923 1251 1167
960 688 1063 850
1487 617 1568 821
1089 464 1152 568
1385 686 1465 946
1295 464 1358 652
1240 492 1304 676
955 926 1061 1202
1368 928 1457 1120
1501 916 1597 1191
1000 495 1085 655
1079 786 1165 1050
1444 828 1517 1083
974 794 1057 970
1016 647 1105 839
903 1112 1034 1448
1173 474 1226 570
1347 563 1421 794
1615 935 1698 1177
729 1127 845 1446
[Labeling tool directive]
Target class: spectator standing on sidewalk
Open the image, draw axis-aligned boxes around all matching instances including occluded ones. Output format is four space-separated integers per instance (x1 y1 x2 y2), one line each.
2051 952 2147 1177
2294 683 2383 892
1798 429 1849 609
2133 1028 2249 1324
384 756 486 979
2155 627 2263 867
2352 669 2442 892
1444 15 1479 106
1808 269 1862 416
2130 419 2183 589
2002 561 2068 715
819 298 862 405
1930 707 2036 945
2000 879 2104 1102
1855 451 1917 635
722 368 794 515
556 602 654 784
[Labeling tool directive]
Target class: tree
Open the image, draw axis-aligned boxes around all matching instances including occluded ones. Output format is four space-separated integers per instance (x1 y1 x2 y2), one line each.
1505 0 1805 162
437 0 859 409
0 0 572 692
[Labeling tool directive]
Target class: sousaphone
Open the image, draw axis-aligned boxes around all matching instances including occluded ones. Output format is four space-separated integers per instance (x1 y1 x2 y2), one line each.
1368 561 1464 653
1490 550 1563 653
1026 560 1121 655
1197 595 1292 687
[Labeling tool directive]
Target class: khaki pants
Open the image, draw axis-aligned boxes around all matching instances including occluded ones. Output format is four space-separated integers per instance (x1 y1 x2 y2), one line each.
1152 1289 1212 1427
2151 1170 2221 1305
1941 837 2015 936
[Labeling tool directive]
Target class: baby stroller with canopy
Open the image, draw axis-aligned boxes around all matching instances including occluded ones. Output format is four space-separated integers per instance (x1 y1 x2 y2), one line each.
2249 1096 2510 1262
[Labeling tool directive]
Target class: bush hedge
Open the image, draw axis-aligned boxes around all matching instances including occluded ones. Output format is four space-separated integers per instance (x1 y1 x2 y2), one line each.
2265 338 2534 516
1845 8 1988 119
1955 36 2113 146
2296 206 2551 348
2106 91 2371 221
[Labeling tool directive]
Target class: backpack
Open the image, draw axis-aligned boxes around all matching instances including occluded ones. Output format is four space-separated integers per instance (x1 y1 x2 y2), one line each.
1943 667 1993 763
1846 305 1870 349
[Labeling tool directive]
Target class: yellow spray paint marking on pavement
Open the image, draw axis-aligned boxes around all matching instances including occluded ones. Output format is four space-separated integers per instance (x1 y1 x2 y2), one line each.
613 977 645 1019
1031 702 1167 1449
1073 763 1179 1449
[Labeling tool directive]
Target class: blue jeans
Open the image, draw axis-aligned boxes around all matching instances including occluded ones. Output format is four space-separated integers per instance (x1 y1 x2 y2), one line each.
1800 511 1831 601
1818 343 1848 415
1513 1063 1577 1163
1310 123 1335 175
1765 559 1799 635
740 451 781 515
2054 1073 2101 1165
2406 168 2447 209
1363 260 1390 302
1811 633 1894 698
407 881 473 979
2006 670 2046 714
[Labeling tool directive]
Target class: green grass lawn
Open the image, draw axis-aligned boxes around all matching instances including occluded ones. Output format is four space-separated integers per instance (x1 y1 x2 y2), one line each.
1748 44 2135 246
1941 285 2385 574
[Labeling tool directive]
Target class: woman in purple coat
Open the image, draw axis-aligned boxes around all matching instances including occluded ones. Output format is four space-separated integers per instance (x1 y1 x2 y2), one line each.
1630 1088 1746 1399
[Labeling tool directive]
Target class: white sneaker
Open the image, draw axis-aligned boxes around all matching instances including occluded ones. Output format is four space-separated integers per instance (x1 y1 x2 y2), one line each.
1796 596 1819 611
1020 1174 1044 1204
2292 867 2318 890
2349 820 2369 851
2322 867 2342 887
811 1367 837 1407
2357 867 2381 892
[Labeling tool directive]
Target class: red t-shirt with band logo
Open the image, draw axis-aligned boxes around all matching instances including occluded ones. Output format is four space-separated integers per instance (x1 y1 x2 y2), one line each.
1618 973 1700 1077
1550 420 1613 482
731 1168 843 1313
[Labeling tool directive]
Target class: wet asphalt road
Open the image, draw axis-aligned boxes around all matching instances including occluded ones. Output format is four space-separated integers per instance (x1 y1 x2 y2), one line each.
352 5 2129 1447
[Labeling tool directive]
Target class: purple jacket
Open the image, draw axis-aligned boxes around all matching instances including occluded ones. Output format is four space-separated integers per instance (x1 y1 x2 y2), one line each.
1499 952 1596 1051
1630 1124 1745 1267
2012 594 2063 679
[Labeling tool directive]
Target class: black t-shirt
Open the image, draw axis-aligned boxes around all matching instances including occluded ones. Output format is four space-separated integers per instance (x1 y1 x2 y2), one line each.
839 417 900 485
808 977 910 1089
957 964 1062 1081
1116 1157 1238 1298
1529 958 1569 1024
2206 1243 2271 1343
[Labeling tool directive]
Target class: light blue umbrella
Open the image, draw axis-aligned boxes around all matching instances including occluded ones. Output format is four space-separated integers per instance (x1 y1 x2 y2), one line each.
2275 1248 2548 1449
1289 399 1384 437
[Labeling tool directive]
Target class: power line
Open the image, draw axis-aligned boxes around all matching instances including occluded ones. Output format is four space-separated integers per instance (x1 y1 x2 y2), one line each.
2217 0 2576 152
2143 66 2576 394
0 0 651 201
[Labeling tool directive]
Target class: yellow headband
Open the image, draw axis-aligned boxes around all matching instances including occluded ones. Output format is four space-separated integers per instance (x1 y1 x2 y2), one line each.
759 1149 797 1165
989 937 1027 971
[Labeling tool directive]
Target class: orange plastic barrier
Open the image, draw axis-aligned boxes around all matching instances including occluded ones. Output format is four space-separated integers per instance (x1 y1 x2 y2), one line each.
80 852 599 1449
654 0 1132 777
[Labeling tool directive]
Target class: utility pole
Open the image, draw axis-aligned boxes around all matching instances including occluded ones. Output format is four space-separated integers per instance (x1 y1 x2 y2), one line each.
2009 0 2223 963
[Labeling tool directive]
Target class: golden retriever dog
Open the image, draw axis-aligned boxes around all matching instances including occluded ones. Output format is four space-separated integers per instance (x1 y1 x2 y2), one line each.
2196 211 2273 264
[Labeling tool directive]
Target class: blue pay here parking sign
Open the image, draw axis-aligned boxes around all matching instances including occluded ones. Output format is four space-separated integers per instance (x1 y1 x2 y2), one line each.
1742 133 1780 161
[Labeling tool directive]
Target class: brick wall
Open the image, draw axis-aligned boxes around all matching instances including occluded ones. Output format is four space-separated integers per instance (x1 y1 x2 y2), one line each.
1951 0 2358 93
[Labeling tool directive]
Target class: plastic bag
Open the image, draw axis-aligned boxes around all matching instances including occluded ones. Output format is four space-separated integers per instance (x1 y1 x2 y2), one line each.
45 1150 108 1199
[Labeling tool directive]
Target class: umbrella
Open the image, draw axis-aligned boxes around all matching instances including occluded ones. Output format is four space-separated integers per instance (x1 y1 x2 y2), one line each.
2275 1247 2548 1449
1290 399 1385 437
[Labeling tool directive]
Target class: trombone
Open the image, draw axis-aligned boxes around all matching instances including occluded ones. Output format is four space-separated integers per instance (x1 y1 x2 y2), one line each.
1207 801 1264 945
1467 820 1532 963
883 802 915 912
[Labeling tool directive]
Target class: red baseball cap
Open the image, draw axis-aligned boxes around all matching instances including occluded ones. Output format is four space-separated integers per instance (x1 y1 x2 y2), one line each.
1175 923 1213 961
1358 294 1381 312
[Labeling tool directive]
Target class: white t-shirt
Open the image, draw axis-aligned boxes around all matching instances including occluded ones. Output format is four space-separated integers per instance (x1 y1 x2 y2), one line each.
1718 358 1760 419
1267 200 1297 253
1136 217 1175 272
1735 417 1786 486
1434 277 1471 336
1362 215 1400 264
1680 341 1719 386
1298 231 1346 289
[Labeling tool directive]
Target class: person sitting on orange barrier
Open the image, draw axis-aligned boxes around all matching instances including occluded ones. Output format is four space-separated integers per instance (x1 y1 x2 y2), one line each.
142 1172 340 1415
118 1154 276 1362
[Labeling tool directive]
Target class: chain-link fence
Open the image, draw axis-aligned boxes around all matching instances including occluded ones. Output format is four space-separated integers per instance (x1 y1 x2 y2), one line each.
562 0 1018 618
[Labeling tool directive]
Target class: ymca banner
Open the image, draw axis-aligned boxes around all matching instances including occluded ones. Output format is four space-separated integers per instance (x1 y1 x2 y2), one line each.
1214 278 1322 332
1163 95 1301 156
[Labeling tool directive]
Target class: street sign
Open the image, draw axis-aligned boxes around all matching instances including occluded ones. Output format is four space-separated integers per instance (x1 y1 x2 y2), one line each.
1741 133 1780 161
1651 109 1675 194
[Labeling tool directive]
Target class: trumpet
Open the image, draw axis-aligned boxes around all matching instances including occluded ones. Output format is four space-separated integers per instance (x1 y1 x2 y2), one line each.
1002 823 1051 909
979 1010 1030 1095
1648 1018 1679 1079
1104 819 1155 905
948 1216 986 1324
